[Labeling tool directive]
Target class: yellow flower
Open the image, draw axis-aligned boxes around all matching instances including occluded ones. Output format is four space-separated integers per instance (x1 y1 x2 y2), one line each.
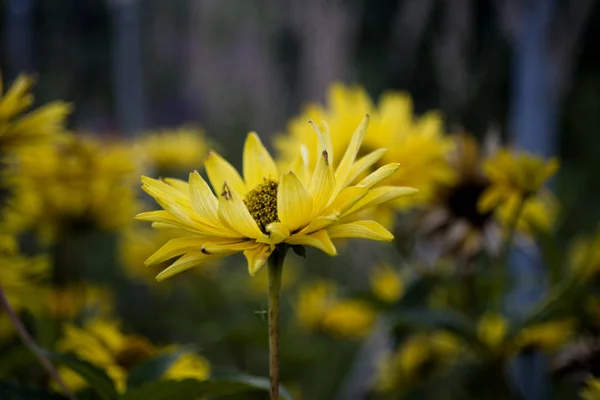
56 318 209 393
44 284 114 320
294 280 376 339
376 331 461 392
514 320 575 352
5 135 139 242
136 127 209 172
477 313 508 352
581 377 600 400
478 150 559 233
139 116 417 280
569 232 600 280
370 263 404 303
275 84 453 214
0 73 71 149
0 236 49 340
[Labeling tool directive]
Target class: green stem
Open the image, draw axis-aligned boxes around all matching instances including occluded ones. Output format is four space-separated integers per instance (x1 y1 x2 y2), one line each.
267 244 287 400
0 285 75 400
494 196 527 311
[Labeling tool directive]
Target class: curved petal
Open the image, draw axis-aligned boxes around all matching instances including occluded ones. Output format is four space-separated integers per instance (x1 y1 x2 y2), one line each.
156 251 224 281
334 115 369 194
217 183 265 239
243 132 278 189
356 163 400 188
286 230 337 256
244 244 274 276
277 171 313 232
478 186 506 213
326 186 368 215
189 171 221 227
264 222 291 244
344 186 418 217
163 178 189 194
309 150 335 216
145 237 207 265
328 221 393 241
200 240 257 255
297 213 339 236
205 151 247 196
346 148 387 186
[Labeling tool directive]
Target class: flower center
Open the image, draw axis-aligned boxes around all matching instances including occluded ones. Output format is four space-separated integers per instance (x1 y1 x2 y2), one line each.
244 179 279 233
446 179 493 228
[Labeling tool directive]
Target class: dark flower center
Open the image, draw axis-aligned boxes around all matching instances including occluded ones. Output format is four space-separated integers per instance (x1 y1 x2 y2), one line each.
244 180 279 233
446 180 493 228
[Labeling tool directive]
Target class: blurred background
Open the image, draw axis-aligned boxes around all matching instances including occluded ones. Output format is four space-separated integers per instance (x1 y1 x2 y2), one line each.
1 1 600 399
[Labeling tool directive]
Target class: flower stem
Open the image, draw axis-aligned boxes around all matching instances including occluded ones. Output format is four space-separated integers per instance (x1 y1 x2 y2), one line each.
0 285 75 400
267 244 287 400
495 197 527 311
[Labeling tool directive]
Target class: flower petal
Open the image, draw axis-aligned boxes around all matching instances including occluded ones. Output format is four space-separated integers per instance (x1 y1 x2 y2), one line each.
346 148 388 186
264 222 291 244
244 244 274 276
326 186 368 215
356 163 400 188
309 150 336 216
243 132 278 189
218 183 265 239
189 171 221 227
287 230 337 256
477 186 505 213
334 115 369 194
200 240 257 255
344 186 418 217
205 151 247 196
278 171 313 232
328 221 393 241
145 237 206 265
156 251 223 281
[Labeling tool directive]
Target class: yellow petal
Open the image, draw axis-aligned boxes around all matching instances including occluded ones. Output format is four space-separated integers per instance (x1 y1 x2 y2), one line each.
163 178 189 194
136 210 203 234
357 163 400 188
243 132 278 189
334 115 369 194
142 176 188 204
478 186 505 213
278 171 313 232
326 187 368 215
156 251 222 281
287 230 337 256
297 213 339 236
217 183 265 239
189 171 221 227
145 237 207 265
244 244 274 276
346 148 387 185
205 151 247 196
309 150 336 216
344 186 418 216
309 121 334 165
200 240 257 255
328 221 393 241
264 222 291 244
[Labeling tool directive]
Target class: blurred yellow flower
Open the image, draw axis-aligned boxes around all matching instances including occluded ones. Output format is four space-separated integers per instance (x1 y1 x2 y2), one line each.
514 320 575 352
569 232 600 280
370 263 404 303
0 73 71 150
478 150 559 233
581 377 600 400
477 312 508 352
295 281 376 339
56 318 209 393
139 116 416 280
5 135 139 242
136 127 209 172
44 284 114 320
275 83 453 215
376 331 461 392
0 235 48 340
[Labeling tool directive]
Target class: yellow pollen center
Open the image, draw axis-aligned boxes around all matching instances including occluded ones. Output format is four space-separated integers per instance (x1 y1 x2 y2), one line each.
244 179 279 233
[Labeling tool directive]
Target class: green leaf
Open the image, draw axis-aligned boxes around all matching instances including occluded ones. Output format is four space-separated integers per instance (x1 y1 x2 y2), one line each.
121 374 293 400
126 346 196 389
39 349 119 400
291 245 306 259
0 381 69 400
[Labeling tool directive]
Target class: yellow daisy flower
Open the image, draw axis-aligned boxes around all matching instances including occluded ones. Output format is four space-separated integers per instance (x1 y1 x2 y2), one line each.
478 149 559 233
0 73 71 149
370 263 404 303
138 116 417 280
136 127 209 172
56 318 210 393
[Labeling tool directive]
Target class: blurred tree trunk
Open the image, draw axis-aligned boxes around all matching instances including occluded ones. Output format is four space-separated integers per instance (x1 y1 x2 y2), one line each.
107 0 146 135
3 0 34 79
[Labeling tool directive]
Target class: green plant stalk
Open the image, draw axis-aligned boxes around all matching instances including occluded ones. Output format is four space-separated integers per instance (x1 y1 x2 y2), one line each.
267 244 287 400
0 285 76 400
495 196 527 311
